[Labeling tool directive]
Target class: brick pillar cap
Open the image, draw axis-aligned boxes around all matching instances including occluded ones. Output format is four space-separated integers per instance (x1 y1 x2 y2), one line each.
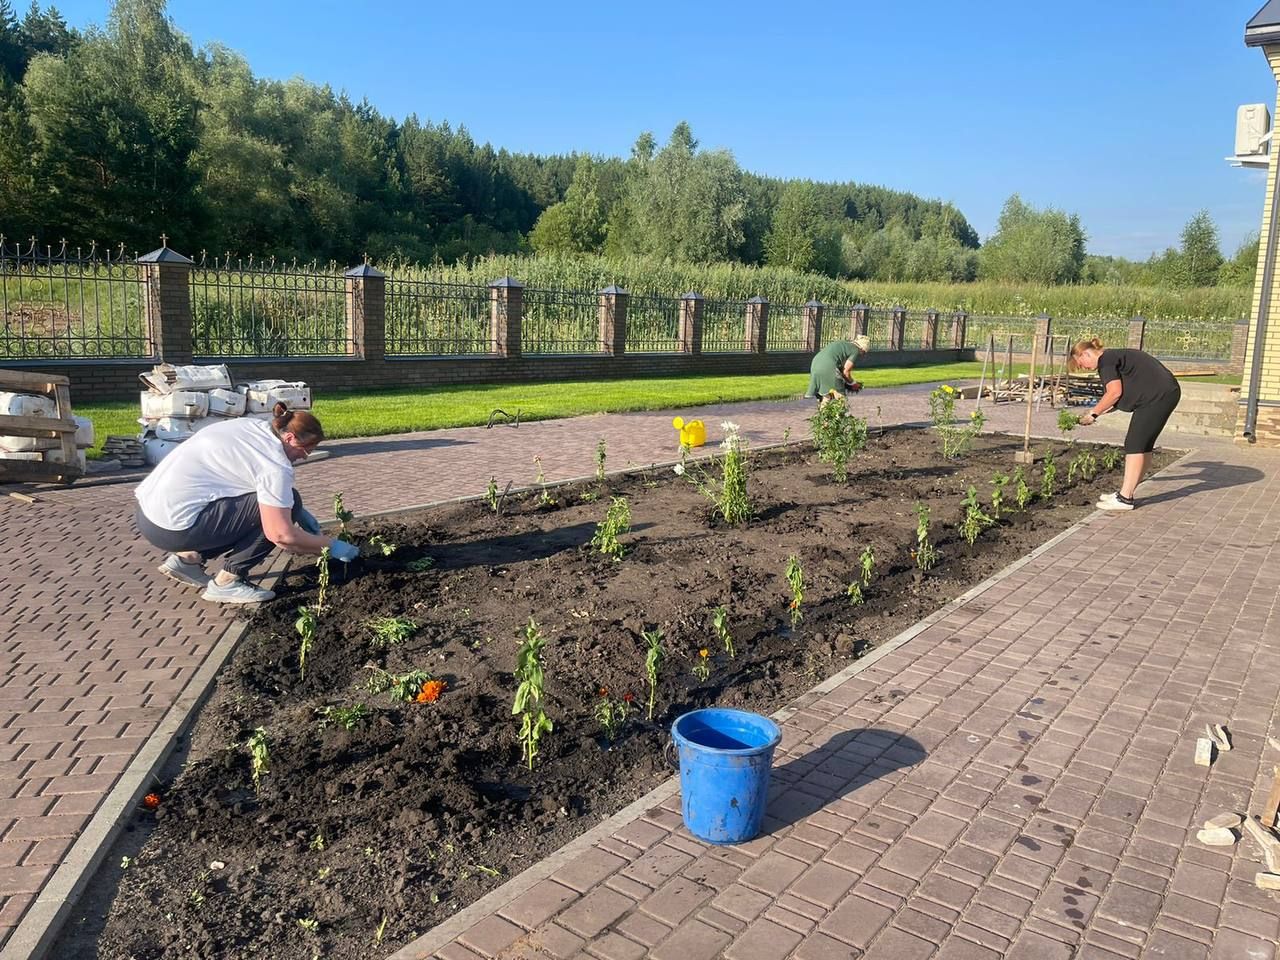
489 276 524 288
852 303 868 310
343 263 385 279
892 304 906 312
747 295 768 304
1130 314 1146 322
1036 312 1052 320
598 285 628 295
953 309 969 316
680 292 704 301
925 307 940 315
138 246 193 265
804 299 824 308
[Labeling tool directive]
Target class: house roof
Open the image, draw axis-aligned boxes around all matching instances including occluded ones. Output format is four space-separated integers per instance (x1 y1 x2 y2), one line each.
1246 0 1280 46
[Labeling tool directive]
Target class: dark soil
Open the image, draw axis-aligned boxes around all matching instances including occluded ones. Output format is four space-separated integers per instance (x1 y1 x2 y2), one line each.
58 430 1175 959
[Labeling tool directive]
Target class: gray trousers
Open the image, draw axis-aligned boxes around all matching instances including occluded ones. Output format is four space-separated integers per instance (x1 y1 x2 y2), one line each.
135 489 303 578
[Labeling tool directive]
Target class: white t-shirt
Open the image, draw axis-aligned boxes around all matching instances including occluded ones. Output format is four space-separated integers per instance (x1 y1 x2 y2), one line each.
136 418 295 531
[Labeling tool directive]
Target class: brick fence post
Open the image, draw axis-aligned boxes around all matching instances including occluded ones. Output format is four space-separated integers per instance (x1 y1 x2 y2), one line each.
679 293 704 354
890 305 907 351
489 277 523 357
1231 318 1250 369
1127 316 1146 351
923 308 940 349
803 300 824 352
599 285 628 356
344 263 385 361
851 304 870 339
138 245 194 362
950 310 968 349
746 296 769 353
1035 313 1053 356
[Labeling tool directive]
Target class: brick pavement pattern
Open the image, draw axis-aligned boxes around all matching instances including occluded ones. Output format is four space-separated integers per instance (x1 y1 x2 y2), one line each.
0 381 1268 956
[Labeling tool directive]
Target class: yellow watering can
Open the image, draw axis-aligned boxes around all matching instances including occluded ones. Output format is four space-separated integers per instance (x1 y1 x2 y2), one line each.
672 416 706 448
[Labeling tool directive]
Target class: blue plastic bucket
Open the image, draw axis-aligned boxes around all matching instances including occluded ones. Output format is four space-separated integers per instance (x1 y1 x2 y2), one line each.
672 708 782 844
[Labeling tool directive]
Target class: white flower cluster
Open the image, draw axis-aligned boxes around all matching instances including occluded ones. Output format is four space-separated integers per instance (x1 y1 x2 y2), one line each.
720 421 742 452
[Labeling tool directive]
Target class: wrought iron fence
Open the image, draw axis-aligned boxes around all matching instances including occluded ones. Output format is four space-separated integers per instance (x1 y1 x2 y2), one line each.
819 306 855 348
764 302 808 352
190 255 351 357
625 294 681 353
902 314 932 350
1050 317 1130 355
385 278 490 355
701 298 749 352
965 315 1039 355
0 238 150 359
867 309 895 351
521 287 600 354
1142 321 1236 361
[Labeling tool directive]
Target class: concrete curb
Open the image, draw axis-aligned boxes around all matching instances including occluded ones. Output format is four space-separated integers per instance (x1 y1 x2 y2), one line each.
0 551 293 960
385 446 1199 959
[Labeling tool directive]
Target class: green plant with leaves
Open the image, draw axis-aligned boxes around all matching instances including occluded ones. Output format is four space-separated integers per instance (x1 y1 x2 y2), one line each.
1041 451 1057 499
365 666 432 702
990 472 1009 520
367 616 419 649
960 485 993 546
405 555 435 572
928 385 986 458
1101 446 1123 471
784 554 805 627
593 687 632 743
692 647 711 681
1013 465 1032 510
513 618 552 769
590 496 631 560
295 606 317 679
1067 453 1081 485
913 503 938 571
642 628 664 721
317 703 371 730
595 437 607 481
1058 409 1079 438
246 727 269 789
675 421 751 525
810 393 869 481
846 581 864 605
711 605 735 659
485 477 500 513
334 493 354 540
364 534 397 557
533 456 556 507
1079 449 1097 480
859 544 875 586
315 548 332 611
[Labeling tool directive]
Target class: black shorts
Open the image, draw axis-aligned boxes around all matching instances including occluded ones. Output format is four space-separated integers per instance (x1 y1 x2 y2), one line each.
1123 388 1180 454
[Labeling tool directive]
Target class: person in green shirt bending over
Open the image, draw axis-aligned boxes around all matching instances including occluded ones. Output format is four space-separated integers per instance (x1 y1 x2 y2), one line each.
806 335 871 403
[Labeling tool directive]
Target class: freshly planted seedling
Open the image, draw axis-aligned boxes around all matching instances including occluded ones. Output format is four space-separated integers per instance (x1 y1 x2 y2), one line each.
533 456 556 507
929 385 985 459
642 628 664 721
315 547 332 611
590 496 631 560
913 503 937 571
415 679 446 703
676 422 751 525
595 437 607 481
784 554 805 628
1041 451 1057 499
485 477 499 513
365 666 431 702
846 581 864 606
404 556 435 572
367 616 419 649
317 703 370 730
1101 446 1123 471
810 393 869 481
1067 453 1081 485
692 648 711 681
1058 409 1079 438
1012 465 1031 510
334 493 354 540
364 534 396 557
959 485 993 546
859 544 875 587
991 472 1009 520
1079 449 1097 480
593 687 631 743
513 618 552 769
711 605 735 659
246 727 269 789
295 606 317 679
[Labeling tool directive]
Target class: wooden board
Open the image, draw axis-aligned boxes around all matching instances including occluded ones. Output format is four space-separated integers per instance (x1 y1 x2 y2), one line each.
0 413 77 439
0 368 83 484
0 368 70 391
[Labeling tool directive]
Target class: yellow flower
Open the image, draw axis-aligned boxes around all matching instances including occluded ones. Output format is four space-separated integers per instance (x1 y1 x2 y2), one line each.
698 648 709 659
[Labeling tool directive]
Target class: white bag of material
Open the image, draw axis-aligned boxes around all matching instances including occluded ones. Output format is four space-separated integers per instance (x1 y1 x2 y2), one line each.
74 415 94 448
142 435 184 466
0 435 57 452
140 363 232 395
140 390 209 420
0 448 87 471
237 380 311 413
138 416 221 442
206 388 246 417
0 392 56 418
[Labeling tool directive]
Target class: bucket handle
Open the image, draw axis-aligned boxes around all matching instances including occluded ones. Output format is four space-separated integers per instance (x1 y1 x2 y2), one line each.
663 738 679 771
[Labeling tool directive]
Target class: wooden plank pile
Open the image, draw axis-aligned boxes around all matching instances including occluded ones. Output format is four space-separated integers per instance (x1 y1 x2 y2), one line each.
0 368 85 485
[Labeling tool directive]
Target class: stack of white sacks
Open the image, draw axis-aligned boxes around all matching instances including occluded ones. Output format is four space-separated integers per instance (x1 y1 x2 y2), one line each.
139 363 312 466
0 393 94 472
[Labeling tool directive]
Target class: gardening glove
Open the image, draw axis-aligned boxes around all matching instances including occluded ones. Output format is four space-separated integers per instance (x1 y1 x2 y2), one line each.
329 539 359 563
847 380 863 394
296 509 321 535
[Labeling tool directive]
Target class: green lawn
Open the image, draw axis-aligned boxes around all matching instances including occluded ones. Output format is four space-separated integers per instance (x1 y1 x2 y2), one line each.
73 360 1051 457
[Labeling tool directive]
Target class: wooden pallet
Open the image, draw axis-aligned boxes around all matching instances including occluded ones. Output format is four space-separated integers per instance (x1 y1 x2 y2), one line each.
0 368 83 484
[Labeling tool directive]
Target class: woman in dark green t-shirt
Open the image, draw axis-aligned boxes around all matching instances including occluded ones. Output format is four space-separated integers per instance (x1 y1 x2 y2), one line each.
806 335 871 401
1069 337 1180 512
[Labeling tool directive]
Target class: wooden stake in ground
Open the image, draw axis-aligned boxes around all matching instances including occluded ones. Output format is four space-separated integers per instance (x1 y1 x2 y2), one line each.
1261 765 1280 829
1015 330 1039 465
1243 816 1280 873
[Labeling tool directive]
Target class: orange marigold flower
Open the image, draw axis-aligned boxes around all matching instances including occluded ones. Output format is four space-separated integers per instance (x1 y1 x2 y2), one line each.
416 679 447 703
698 648 709 659
622 693 635 703
598 686 608 697
142 792 161 810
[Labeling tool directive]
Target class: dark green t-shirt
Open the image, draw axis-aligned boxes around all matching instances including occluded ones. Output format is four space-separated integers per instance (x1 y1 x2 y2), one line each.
1097 349 1178 412
814 339 856 371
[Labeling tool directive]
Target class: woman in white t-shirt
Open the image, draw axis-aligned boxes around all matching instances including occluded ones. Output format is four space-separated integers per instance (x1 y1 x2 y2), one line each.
134 402 358 603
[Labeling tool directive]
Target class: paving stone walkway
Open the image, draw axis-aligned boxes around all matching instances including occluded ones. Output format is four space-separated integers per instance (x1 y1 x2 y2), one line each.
0 381 1274 959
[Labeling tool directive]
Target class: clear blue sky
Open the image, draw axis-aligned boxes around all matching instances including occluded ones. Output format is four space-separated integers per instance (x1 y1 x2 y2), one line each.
54 0 1280 260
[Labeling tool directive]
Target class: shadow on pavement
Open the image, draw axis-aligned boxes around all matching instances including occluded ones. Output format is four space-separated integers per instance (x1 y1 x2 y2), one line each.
1140 460 1264 506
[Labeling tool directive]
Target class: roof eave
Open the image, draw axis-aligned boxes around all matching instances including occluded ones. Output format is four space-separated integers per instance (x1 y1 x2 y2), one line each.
1246 25 1280 47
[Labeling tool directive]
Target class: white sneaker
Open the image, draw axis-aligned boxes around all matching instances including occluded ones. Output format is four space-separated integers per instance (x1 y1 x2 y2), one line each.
201 578 276 604
159 554 210 588
1097 493 1135 512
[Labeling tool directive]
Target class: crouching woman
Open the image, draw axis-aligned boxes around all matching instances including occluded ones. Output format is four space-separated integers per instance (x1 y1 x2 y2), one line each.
134 402 357 603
